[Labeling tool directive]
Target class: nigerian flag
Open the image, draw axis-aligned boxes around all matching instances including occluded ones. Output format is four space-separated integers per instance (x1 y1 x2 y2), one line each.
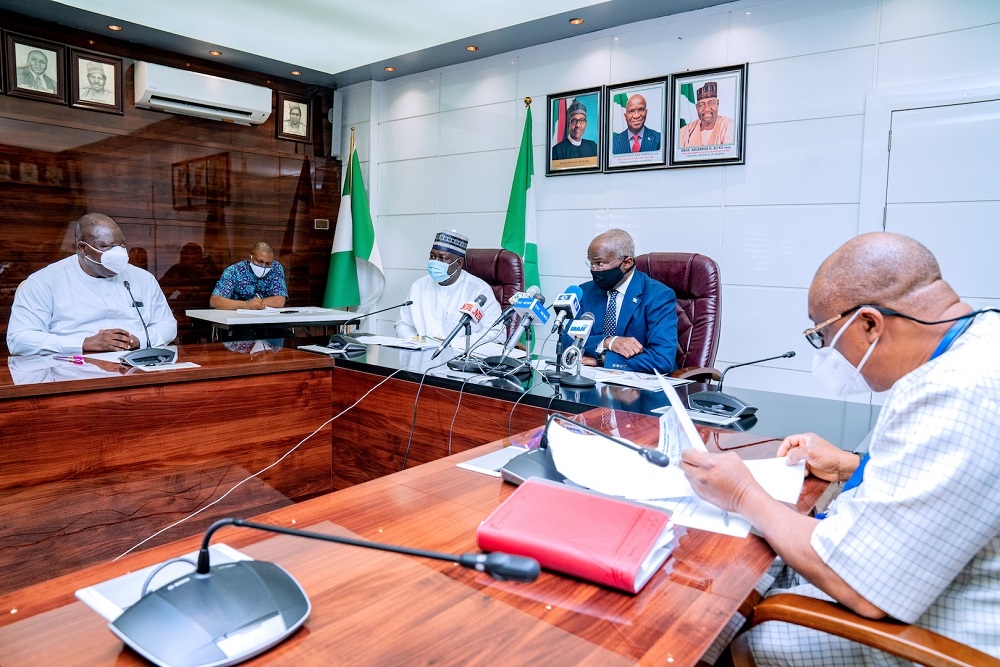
611 92 630 134
678 82 697 129
323 138 384 313
501 104 540 291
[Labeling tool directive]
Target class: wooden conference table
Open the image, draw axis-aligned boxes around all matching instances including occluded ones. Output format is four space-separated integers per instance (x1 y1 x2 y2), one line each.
0 408 826 667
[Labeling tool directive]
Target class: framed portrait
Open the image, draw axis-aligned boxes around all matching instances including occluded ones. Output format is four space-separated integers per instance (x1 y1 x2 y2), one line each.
670 64 748 167
276 92 312 143
545 86 603 176
604 76 668 172
3 32 66 104
69 49 123 114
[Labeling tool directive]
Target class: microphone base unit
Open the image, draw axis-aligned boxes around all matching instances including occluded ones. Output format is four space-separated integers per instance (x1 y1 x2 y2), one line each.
446 357 485 374
686 390 757 419
558 373 596 388
481 355 533 380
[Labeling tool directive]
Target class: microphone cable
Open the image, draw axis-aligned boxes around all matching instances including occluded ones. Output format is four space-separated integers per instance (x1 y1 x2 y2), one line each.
114 366 406 561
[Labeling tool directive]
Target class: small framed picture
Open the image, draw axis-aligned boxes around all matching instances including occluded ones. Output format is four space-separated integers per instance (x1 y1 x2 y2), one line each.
3 32 66 104
670 64 748 167
276 92 312 143
70 50 123 114
604 77 668 172
546 86 603 176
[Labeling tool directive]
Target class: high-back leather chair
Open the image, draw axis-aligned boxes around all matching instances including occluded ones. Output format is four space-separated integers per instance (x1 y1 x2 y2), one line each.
633 252 722 380
463 249 524 336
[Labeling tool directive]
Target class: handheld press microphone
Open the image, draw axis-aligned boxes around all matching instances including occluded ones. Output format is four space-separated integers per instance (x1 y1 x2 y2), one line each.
501 292 549 355
432 294 488 359
486 285 540 330
687 351 796 418
120 280 176 367
550 285 583 333
559 313 596 388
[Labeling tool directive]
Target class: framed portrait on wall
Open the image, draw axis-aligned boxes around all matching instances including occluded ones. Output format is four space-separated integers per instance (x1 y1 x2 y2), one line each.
604 76 668 172
670 64 748 167
70 49 123 114
276 92 312 143
546 86 603 176
3 32 66 104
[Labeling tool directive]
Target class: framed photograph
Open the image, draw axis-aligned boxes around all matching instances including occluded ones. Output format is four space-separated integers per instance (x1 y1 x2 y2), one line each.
276 92 312 143
670 64 748 167
3 32 66 104
546 86 603 176
604 77 668 172
69 49 123 114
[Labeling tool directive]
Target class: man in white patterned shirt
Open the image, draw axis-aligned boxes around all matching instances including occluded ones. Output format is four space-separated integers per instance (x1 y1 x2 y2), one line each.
681 232 1000 665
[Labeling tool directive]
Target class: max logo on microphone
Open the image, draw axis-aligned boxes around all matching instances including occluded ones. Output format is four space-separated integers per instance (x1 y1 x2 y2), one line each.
566 319 592 338
512 296 550 324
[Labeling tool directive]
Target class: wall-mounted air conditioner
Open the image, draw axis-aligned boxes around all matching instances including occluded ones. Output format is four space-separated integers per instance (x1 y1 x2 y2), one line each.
134 62 271 126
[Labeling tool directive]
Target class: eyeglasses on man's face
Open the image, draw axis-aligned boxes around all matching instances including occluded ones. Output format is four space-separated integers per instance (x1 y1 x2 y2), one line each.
585 256 628 271
803 304 904 349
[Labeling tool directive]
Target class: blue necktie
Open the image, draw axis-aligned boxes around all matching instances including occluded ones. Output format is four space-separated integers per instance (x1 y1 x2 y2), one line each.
603 290 618 336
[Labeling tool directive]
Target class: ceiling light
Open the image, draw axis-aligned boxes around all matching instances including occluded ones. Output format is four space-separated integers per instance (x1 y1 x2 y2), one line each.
384 66 396 72
466 45 479 51
569 18 584 25
107 24 122 31
209 50 222 56
290 70 302 76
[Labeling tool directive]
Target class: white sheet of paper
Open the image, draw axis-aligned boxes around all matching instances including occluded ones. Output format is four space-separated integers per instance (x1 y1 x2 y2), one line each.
591 370 692 390
358 335 435 349
642 497 753 538
134 362 201 372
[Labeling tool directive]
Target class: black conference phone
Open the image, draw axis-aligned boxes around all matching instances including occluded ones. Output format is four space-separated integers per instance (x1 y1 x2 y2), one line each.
327 334 366 355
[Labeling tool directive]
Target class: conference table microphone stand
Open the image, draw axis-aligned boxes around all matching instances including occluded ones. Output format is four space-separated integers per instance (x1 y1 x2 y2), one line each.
446 321 482 373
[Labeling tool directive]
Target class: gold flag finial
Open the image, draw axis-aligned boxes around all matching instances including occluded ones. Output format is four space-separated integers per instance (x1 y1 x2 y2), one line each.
524 97 532 107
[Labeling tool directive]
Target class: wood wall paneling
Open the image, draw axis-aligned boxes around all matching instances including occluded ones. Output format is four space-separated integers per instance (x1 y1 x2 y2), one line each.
0 12 340 350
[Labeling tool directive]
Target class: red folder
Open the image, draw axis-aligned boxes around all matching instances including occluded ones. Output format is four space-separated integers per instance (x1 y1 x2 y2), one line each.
476 478 674 594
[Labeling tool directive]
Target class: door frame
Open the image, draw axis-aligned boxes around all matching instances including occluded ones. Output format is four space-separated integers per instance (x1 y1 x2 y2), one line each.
858 72 1000 234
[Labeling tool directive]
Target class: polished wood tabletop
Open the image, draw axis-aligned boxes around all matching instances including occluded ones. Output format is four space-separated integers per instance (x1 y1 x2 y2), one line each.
0 408 824 667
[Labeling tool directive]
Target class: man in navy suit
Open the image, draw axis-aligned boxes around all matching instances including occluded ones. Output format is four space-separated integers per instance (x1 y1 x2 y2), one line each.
571 229 677 372
612 94 662 154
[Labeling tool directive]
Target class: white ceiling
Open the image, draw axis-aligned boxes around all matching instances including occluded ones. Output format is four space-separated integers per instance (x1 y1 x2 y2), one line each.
54 0 607 75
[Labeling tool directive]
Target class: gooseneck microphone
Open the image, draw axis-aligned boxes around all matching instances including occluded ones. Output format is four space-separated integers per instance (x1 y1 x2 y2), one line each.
120 281 176 367
110 517 539 667
687 351 796 418
342 300 414 328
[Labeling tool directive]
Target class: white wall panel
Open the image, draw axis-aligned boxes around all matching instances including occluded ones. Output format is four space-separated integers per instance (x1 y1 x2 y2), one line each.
722 205 857 288
536 170 607 211
536 208 608 279
378 214 440 270
717 285 812 372
610 14 729 83
380 75 440 121
877 24 1000 88
441 59 517 110
610 207 723 260
515 37 611 101
607 166 724 209
886 202 1000 301
440 101 517 155
340 81 371 126
747 48 873 124
879 0 1000 43
340 120 370 162
724 116 864 205
729 0 876 62
439 150 516 213
378 158 439 215
378 115 440 162
440 212 507 249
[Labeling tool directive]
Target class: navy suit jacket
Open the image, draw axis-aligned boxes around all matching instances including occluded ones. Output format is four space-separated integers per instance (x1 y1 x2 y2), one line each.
568 269 677 372
612 127 662 154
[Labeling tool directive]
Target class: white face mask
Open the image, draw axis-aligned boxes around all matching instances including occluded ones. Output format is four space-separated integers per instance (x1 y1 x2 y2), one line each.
249 259 272 278
83 242 129 274
811 309 879 396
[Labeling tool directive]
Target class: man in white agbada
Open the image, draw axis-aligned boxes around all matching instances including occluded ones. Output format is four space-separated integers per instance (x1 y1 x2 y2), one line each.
395 230 502 341
6 212 176 355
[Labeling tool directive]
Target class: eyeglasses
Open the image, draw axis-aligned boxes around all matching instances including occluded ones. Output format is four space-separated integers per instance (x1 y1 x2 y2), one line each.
568 117 587 125
585 256 628 271
625 107 646 115
803 304 913 349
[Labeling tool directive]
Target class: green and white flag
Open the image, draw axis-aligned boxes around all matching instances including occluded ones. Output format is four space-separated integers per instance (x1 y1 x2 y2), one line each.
501 105 540 292
611 92 630 134
678 82 697 129
323 137 384 314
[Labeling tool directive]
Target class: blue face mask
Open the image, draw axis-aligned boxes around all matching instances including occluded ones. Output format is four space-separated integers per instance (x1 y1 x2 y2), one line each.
427 258 457 283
